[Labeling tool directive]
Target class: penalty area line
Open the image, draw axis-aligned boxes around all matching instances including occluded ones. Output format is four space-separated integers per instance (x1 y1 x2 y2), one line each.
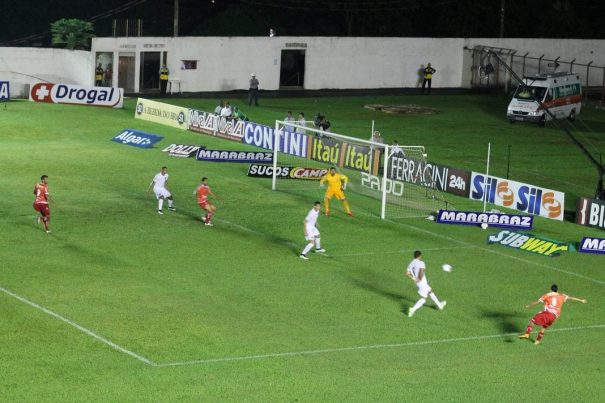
0 286 156 366
155 324 605 367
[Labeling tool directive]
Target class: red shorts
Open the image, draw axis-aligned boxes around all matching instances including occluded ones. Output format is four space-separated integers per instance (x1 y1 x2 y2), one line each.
33 202 50 217
531 311 557 328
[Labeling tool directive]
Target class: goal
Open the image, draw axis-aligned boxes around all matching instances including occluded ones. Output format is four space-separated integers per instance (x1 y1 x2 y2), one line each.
271 120 445 219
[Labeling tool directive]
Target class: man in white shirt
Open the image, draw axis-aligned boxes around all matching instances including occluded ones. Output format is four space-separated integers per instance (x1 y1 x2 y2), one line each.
406 250 446 317
300 201 326 260
147 166 176 214
214 100 224 115
296 112 307 134
220 101 233 118
284 111 295 132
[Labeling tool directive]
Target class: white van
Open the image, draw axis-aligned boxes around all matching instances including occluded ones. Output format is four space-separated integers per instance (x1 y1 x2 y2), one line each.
507 72 582 126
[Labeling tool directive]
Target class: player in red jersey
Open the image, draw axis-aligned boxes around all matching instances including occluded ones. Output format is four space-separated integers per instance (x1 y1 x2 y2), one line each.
519 284 587 345
193 177 218 226
33 175 52 233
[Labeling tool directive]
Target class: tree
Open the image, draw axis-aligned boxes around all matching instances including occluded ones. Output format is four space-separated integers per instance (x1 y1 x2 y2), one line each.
50 18 95 50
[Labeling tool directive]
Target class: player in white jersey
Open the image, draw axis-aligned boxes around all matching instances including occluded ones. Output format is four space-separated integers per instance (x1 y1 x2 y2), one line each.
147 166 176 214
405 250 446 317
300 201 326 260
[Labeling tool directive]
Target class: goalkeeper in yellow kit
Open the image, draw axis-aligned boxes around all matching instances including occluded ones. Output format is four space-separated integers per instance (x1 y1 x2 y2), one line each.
319 167 353 217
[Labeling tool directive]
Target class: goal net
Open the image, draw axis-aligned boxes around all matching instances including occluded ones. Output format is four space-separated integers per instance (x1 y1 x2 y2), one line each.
270 120 446 219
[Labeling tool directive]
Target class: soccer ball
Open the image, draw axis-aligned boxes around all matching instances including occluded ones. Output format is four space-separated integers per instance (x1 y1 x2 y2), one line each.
480 223 488 230
442 264 453 272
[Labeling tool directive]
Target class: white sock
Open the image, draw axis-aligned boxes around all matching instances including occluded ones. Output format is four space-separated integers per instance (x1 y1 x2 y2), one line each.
429 292 442 306
302 243 314 255
168 199 173 207
315 238 321 249
158 198 164 210
411 298 426 312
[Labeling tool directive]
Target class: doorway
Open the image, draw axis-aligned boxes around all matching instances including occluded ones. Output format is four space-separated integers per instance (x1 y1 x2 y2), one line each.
279 50 305 88
118 52 135 93
140 51 161 91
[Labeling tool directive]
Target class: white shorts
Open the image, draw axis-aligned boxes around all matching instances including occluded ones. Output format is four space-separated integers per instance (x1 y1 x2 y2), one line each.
154 187 172 199
305 225 319 241
416 281 432 298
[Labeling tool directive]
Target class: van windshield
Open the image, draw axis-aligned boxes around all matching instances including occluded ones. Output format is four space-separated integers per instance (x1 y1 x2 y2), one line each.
514 85 547 101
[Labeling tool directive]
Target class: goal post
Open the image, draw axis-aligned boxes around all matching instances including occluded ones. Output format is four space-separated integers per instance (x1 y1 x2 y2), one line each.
272 120 443 219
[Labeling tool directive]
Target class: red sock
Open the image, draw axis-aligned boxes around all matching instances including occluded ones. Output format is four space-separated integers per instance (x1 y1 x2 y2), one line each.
525 325 533 335
43 217 49 231
537 330 545 341
205 212 213 224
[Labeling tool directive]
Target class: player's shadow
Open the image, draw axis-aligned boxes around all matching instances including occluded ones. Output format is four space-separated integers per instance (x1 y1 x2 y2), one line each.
480 309 524 343
344 267 415 313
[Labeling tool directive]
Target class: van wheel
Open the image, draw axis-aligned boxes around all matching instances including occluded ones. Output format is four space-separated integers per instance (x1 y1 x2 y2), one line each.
538 115 546 127
568 110 576 122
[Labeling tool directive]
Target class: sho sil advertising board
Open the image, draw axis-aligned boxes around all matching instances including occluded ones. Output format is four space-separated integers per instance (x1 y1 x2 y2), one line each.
247 164 328 179
576 197 605 230
112 129 163 148
469 173 565 221
242 122 309 158
0 81 9 101
488 230 569 257
196 149 273 163
388 155 472 197
135 98 188 130
188 108 245 142
30 83 123 108
436 210 533 229
307 136 380 174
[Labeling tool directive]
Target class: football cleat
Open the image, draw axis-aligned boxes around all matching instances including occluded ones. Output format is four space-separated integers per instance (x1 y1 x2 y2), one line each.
168 207 177 212
205 222 214 226
534 340 541 345
315 248 326 253
439 301 447 310
158 210 163 215
299 254 308 260
518 333 530 340
325 210 330 216
347 211 353 217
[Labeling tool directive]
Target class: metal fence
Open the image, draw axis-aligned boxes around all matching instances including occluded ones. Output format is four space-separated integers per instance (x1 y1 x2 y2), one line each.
470 45 605 102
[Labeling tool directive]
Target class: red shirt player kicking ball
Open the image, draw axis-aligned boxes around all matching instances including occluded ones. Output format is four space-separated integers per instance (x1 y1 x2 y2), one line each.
519 284 587 345
194 177 219 226
33 174 53 233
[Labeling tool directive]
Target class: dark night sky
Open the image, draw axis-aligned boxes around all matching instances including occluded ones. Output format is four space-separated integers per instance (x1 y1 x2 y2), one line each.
1 0 604 46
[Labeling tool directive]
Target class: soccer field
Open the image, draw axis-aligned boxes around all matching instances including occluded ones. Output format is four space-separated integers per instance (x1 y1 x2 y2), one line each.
1 95 605 402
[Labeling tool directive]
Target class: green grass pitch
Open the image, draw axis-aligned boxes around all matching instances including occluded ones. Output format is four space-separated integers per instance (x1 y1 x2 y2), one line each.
1 94 605 401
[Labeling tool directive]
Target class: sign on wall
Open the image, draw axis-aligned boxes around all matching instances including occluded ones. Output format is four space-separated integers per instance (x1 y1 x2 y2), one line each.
576 197 605 230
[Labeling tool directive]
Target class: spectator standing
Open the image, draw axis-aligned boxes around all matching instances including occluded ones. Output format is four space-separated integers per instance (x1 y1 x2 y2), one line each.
284 111 296 132
159 64 169 95
422 63 436 94
104 63 112 87
249 74 259 106
296 112 307 135
95 63 104 86
214 100 224 115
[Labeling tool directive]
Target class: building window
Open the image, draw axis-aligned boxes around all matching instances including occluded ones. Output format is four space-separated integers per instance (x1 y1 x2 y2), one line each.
181 60 197 70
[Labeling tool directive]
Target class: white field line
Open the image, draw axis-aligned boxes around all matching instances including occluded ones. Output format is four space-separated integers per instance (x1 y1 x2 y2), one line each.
0 286 156 366
155 324 605 367
329 246 474 258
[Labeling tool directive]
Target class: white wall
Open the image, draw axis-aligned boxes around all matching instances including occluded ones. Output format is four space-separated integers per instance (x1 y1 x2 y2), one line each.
2 37 604 96
0 47 91 97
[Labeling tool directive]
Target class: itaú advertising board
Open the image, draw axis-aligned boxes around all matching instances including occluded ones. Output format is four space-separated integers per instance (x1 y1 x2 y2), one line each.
469 173 565 221
29 83 123 108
